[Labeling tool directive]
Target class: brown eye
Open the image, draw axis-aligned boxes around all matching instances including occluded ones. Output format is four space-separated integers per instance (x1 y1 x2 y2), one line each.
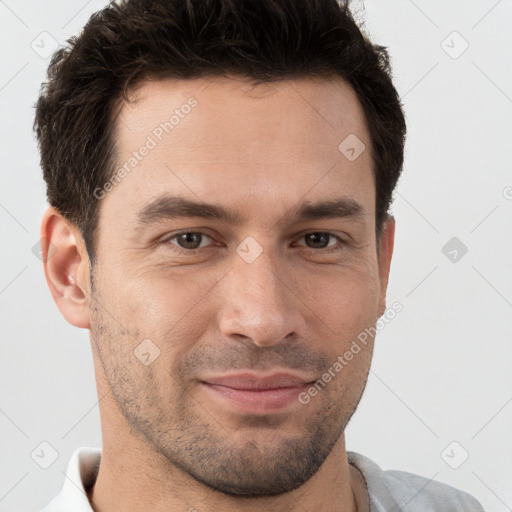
298 232 341 250
304 232 330 249
168 232 213 251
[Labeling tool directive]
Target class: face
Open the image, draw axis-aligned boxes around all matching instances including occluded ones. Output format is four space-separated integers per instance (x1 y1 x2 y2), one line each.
89 75 392 496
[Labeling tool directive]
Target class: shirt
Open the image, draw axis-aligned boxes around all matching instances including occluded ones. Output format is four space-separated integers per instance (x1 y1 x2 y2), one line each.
41 446 485 511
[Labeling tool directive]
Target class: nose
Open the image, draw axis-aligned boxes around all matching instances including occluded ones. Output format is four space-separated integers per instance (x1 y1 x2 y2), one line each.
217 248 306 347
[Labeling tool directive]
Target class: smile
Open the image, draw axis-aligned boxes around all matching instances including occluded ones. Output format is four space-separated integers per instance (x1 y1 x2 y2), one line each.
200 372 315 414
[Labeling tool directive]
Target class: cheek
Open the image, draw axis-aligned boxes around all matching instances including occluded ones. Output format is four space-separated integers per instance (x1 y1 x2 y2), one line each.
299 260 381 338
99 263 225 353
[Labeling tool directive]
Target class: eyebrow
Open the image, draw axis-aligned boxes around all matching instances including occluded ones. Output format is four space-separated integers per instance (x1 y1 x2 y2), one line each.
136 194 366 229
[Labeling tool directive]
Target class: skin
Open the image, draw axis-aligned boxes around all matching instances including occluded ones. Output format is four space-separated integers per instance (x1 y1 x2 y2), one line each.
42 75 395 512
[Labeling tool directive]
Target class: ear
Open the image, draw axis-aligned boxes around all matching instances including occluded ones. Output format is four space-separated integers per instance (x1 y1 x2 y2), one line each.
376 215 395 318
40 207 91 329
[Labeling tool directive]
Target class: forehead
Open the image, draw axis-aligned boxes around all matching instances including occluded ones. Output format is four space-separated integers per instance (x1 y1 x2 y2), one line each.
117 75 369 156
105 75 374 228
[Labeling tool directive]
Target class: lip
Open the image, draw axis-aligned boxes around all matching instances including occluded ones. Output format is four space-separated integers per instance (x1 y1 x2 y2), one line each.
200 372 315 414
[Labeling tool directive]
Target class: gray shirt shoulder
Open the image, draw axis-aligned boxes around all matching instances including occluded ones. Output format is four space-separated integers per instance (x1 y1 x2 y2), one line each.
347 451 485 512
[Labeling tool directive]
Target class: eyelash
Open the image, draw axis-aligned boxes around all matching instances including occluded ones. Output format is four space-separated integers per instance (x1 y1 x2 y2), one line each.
163 231 346 255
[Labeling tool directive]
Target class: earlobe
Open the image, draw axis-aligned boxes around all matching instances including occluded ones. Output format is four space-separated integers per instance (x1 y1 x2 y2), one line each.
41 207 91 329
377 216 395 318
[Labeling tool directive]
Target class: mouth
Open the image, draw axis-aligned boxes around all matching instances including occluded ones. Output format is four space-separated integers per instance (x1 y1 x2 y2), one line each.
200 372 316 415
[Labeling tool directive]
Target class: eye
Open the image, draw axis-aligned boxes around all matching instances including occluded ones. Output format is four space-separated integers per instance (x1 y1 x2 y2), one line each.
296 232 345 252
166 231 214 252
161 230 346 256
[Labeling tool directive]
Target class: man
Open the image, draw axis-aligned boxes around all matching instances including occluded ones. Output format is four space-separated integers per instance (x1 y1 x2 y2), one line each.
34 0 485 510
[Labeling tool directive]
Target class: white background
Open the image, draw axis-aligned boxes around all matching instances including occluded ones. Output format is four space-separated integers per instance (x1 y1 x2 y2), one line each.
1 0 511 510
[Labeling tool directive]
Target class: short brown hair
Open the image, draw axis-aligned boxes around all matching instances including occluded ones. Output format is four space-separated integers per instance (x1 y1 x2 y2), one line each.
34 0 406 260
